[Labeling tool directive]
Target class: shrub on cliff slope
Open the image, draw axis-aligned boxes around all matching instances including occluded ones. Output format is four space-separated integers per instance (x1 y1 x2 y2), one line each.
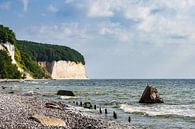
0 50 21 79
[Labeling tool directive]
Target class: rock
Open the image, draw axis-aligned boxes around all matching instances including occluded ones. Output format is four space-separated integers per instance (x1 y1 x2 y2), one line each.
57 90 75 96
139 84 164 103
45 102 62 110
1 86 6 89
8 91 14 94
83 102 92 109
30 114 65 126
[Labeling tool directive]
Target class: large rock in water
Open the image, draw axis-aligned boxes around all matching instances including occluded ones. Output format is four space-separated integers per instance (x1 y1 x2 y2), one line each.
57 90 75 96
139 84 164 103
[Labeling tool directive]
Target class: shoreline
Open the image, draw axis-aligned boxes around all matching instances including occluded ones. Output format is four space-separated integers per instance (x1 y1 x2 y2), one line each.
0 78 89 82
0 93 132 129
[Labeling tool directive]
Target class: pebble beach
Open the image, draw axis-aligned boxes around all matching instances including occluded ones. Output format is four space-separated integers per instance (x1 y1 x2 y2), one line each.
0 93 131 129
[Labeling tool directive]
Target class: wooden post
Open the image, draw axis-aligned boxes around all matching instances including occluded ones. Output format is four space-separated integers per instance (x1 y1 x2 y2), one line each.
94 105 96 110
99 107 102 114
113 111 117 119
80 101 82 106
128 116 131 123
105 108 108 114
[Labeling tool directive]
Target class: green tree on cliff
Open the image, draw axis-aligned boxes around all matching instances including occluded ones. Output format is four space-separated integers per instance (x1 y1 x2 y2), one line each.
0 50 21 79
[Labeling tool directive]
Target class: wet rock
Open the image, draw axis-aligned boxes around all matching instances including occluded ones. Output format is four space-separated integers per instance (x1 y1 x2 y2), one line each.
8 91 14 94
57 90 75 96
139 84 164 103
30 114 65 126
83 102 92 109
1 86 7 90
45 102 62 110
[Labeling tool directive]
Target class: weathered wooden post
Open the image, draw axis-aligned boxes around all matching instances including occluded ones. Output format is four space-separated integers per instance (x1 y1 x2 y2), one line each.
99 107 102 114
128 116 131 123
113 111 117 119
105 108 108 114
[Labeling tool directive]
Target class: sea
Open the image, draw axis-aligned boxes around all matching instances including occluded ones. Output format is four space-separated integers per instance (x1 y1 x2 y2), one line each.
1 79 195 129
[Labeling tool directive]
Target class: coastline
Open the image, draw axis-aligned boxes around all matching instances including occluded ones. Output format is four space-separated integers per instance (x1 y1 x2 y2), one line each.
0 78 89 82
0 93 132 129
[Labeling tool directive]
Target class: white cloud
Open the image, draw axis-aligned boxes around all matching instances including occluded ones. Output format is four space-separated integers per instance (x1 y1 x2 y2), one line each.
99 22 132 43
84 0 195 46
23 23 89 44
47 4 58 13
21 0 29 12
88 0 121 17
0 1 11 10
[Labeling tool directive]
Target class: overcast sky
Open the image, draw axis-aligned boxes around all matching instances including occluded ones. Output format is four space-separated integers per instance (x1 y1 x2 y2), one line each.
0 0 195 79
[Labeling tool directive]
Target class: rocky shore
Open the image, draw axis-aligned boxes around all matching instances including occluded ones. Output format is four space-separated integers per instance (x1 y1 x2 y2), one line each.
0 93 131 129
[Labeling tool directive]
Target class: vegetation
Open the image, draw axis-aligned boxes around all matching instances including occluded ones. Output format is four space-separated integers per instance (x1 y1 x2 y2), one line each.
0 25 16 45
0 50 22 79
16 40 85 64
0 24 85 79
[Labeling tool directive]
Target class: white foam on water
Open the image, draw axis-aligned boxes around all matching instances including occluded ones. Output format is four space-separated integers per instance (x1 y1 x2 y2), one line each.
120 104 195 117
59 96 79 99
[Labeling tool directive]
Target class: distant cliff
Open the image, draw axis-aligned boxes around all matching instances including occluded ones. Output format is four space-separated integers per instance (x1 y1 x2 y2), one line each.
0 24 87 79
38 61 87 79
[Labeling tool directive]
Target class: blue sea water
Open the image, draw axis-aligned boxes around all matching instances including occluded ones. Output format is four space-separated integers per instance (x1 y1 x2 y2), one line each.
1 79 195 129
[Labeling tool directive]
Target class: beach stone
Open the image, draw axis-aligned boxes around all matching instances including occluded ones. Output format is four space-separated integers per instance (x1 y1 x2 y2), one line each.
45 102 62 110
83 102 92 109
139 84 164 103
30 114 65 126
1 86 7 89
57 90 75 96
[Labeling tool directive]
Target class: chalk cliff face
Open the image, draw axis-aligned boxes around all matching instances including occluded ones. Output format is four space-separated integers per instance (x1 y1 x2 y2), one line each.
0 42 16 64
38 61 87 79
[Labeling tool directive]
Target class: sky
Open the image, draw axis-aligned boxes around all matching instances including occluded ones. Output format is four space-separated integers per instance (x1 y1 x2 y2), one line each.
0 0 195 79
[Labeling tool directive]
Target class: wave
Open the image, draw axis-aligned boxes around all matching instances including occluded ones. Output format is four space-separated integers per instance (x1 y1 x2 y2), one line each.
120 104 195 119
59 96 79 99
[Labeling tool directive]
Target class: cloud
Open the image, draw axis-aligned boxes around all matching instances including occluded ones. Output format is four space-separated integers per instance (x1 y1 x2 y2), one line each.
99 22 133 42
47 4 58 13
22 23 89 44
87 0 115 17
21 0 29 12
0 1 11 10
85 0 195 45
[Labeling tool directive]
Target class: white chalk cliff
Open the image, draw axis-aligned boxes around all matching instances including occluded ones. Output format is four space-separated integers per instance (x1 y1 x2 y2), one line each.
38 61 87 79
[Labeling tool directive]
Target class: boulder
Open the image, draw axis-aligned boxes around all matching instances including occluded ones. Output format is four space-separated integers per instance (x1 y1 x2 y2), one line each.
139 84 164 103
83 102 93 109
57 90 75 96
45 102 62 110
30 114 65 126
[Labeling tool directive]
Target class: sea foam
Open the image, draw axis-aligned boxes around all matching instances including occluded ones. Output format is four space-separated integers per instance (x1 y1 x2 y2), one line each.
120 103 195 118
